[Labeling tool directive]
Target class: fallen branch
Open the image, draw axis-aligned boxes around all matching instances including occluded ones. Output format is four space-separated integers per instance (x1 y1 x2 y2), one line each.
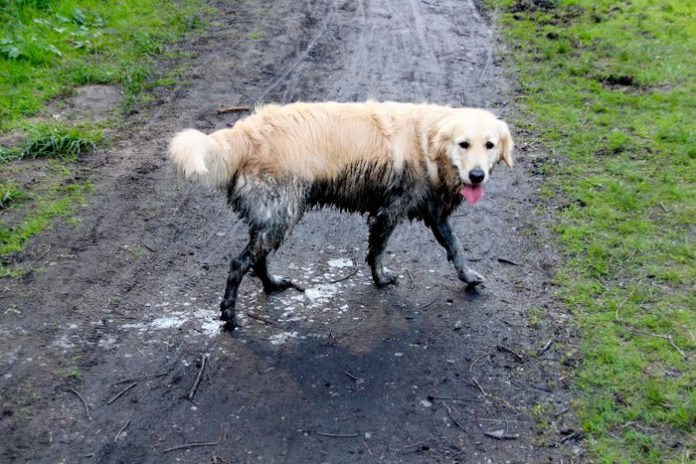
328 267 359 283
537 339 554 356
107 381 137 405
245 312 282 327
469 377 520 412
162 438 221 454
497 257 521 266
114 420 130 443
315 431 359 438
484 429 519 440
187 355 207 401
69 388 91 420
217 106 250 114
623 327 687 360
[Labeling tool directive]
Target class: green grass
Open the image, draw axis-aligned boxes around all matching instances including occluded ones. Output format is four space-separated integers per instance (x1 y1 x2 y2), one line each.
0 0 209 275
0 0 207 132
489 0 695 461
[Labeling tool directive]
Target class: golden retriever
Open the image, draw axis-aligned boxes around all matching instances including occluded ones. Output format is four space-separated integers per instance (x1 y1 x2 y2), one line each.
169 101 513 328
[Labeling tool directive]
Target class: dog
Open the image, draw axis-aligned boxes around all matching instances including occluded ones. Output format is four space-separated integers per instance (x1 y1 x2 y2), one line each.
169 101 513 328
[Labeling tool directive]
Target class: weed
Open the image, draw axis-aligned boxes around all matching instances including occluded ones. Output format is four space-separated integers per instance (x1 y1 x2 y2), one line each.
0 181 27 209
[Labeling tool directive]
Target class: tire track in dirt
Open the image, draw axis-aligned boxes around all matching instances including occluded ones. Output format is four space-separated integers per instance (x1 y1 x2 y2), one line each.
0 1 577 462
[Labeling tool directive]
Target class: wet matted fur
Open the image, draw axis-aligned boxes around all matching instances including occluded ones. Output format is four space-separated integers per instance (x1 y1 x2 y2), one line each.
169 101 513 328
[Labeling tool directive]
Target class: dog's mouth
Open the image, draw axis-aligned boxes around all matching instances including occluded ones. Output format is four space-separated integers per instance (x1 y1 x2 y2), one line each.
460 184 484 205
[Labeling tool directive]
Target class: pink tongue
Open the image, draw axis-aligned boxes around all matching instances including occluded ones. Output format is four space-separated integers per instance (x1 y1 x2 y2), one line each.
460 185 484 205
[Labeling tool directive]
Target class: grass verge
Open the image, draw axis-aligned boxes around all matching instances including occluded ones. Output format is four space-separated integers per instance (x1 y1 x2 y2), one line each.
0 0 210 274
489 0 695 461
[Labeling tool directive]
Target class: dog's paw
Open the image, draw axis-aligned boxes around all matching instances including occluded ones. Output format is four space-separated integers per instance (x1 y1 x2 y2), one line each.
374 268 398 287
219 300 236 326
458 268 485 287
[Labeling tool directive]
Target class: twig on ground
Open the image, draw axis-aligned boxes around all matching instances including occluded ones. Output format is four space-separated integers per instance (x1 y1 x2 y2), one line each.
496 344 524 361
344 371 360 382
622 327 687 360
405 269 416 286
497 257 521 266
107 382 137 405
419 297 439 310
162 437 221 453
401 438 431 452
114 420 130 443
484 429 519 440
537 339 554 356
187 355 207 401
443 403 471 435
69 388 91 420
217 106 250 114
469 353 488 372
316 431 359 438
468 378 520 412
245 311 282 327
328 267 359 283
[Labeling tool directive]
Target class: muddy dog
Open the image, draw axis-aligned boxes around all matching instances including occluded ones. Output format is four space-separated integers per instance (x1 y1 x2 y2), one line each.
169 101 513 328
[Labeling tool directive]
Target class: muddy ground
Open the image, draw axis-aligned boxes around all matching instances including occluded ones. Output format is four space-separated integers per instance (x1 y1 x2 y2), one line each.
0 1 582 462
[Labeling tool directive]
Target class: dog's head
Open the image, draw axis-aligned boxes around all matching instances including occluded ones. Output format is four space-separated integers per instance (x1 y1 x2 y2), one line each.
428 109 513 205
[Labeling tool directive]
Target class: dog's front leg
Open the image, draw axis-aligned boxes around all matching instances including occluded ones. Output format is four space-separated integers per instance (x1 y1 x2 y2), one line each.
367 212 399 287
428 219 484 287
220 246 254 327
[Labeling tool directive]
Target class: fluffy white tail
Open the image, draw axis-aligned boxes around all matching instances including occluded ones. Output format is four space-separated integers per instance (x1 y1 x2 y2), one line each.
168 129 234 188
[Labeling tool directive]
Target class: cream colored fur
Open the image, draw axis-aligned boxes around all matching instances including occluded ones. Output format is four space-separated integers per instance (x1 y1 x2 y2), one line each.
169 101 513 190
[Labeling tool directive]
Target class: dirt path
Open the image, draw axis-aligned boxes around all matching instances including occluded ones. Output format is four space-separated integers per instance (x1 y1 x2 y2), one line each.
0 1 577 462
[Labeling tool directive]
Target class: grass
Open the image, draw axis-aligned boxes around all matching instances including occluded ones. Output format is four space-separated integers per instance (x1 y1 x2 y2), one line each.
0 0 209 274
488 0 695 461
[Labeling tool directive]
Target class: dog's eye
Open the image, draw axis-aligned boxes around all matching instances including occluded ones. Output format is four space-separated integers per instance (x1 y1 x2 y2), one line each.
459 141 469 149
486 141 495 149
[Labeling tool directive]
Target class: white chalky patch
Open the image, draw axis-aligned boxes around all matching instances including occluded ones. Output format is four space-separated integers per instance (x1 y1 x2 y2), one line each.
328 258 353 269
269 331 299 345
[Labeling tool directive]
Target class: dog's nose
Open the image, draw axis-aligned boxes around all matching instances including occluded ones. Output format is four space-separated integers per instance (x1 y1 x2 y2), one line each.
469 168 485 185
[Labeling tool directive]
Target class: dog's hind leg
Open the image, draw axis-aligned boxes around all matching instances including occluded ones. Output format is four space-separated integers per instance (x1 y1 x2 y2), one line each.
366 211 400 287
426 216 484 287
253 255 305 294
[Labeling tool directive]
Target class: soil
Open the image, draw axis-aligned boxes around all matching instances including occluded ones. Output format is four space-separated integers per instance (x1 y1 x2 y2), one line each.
0 1 582 462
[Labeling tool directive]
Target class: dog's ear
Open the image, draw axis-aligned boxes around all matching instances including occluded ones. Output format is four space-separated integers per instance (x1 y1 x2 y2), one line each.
497 119 514 168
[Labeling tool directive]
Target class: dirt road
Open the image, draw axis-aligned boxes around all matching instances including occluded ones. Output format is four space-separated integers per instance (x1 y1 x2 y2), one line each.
1 1 578 462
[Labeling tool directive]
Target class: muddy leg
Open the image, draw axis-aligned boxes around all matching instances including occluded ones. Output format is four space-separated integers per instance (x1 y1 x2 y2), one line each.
220 245 254 326
366 212 399 287
253 255 305 294
428 217 484 287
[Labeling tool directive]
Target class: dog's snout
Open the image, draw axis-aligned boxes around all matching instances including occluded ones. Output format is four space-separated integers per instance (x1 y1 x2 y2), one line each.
469 168 485 184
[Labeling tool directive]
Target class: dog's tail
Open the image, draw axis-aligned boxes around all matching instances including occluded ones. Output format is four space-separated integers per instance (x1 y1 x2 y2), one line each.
168 129 238 188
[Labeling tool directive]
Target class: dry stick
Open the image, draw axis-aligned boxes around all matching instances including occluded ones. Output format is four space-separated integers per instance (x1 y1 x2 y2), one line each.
69 388 91 420
217 106 250 114
245 311 282 327
107 382 137 405
187 355 207 401
537 339 554 356
316 431 359 438
419 297 439 310
343 371 360 382
470 377 519 412
624 328 687 360
401 438 431 451
469 353 488 372
497 257 521 266
496 344 524 362
405 269 416 286
162 436 221 454
328 267 359 283
114 420 130 443
443 403 470 435
484 430 519 440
